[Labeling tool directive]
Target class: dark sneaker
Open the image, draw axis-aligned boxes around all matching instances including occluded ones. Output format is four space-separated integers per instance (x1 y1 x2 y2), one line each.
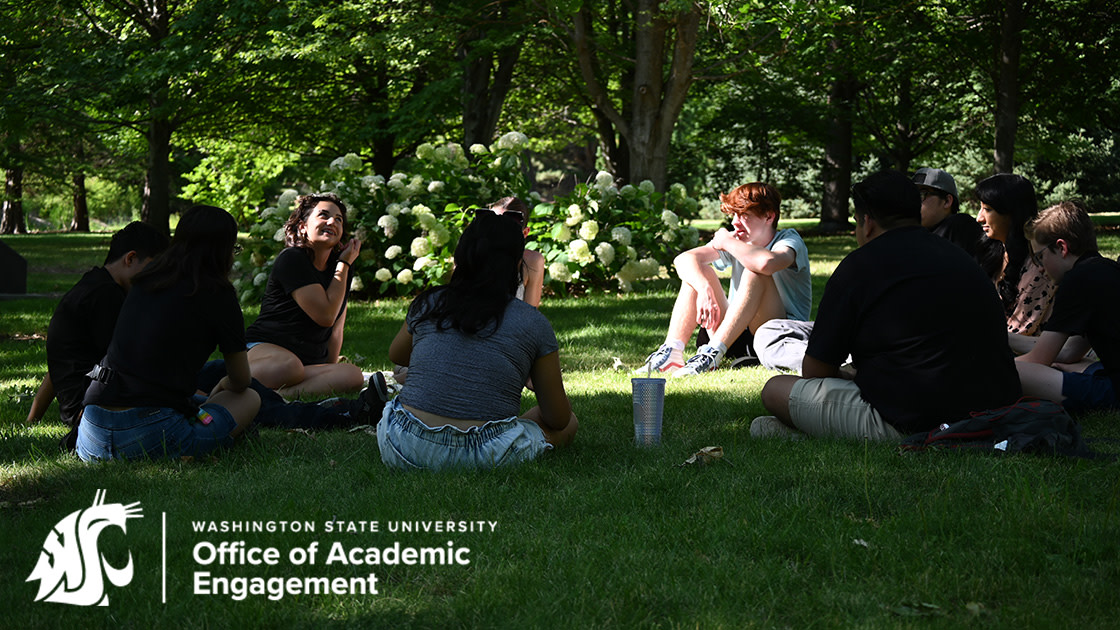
635 344 684 374
356 372 390 425
672 344 723 377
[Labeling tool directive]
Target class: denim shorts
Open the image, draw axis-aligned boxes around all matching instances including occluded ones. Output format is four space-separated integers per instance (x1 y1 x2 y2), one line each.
376 398 551 471
76 403 238 462
1062 362 1119 413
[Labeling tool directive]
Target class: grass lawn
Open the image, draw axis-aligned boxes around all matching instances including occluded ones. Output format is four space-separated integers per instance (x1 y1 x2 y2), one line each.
2 228 1119 629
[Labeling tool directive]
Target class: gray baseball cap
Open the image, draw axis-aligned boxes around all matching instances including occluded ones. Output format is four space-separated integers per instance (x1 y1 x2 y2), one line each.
913 167 959 199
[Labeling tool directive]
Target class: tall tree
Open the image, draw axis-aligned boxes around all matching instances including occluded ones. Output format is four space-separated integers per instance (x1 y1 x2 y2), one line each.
550 0 706 190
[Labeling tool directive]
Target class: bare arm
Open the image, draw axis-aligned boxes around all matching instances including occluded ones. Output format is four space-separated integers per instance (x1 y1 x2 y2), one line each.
290 240 361 327
1016 331 1073 366
711 230 797 276
521 250 545 308
25 374 54 424
1009 332 1091 364
213 350 252 394
324 305 347 363
527 351 572 431
388 322 413 366
802 354 841 379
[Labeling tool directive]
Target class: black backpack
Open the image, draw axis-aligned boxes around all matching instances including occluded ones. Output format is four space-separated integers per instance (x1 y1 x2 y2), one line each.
900 397 1094 458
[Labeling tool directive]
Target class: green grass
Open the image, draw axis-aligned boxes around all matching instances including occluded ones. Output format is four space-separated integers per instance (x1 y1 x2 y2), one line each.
2 231 1120 629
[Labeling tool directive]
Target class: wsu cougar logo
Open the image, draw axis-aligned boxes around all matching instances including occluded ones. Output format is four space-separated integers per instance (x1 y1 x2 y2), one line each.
26 490 143 606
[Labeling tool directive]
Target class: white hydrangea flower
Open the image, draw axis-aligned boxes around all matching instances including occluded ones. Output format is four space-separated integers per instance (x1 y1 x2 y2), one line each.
385 245 403 260
427 180 445 194
330 153 363 171
410 236 432 257
639 180 655 193
361 175 378 188
396 269 414 284
662 229 678 244
670 182 687 198
469 143 489 155
260 206 278 220
616 261 641 283
416 143 436 160
417 212 439 231
569 239 593 265
253 272 268 287
353 225 369 242
386 203 402 216
548 261 573 282
611 226 632 246
639 257 661 276
413 256 433 271
377 215 399 237
619 184 637 199
626 246 638 260
565 204 583 226
578 220 599 241
555 223 572 243
617 278 633 292
595 241 616 266
595 171 614 188
496 131 529 150
375 268 392 282
389 172 407 182
273 227 287 242
350 275 364 292
529 191 542 202
661 209 680 228
387 178 406 190
277 189 299 209
232 261 243 272
429 224 451 247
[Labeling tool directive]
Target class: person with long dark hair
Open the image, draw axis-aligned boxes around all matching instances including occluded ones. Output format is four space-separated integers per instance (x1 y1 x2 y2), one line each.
976 173 1055 335
246 192 366 398
379 211 578 470
76 206 260 461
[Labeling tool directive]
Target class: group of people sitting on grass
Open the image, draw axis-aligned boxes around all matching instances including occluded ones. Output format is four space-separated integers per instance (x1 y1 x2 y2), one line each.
25 167 1120 470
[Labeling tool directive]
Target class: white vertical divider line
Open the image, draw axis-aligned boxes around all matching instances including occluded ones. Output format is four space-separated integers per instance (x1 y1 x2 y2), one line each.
162 512 167 604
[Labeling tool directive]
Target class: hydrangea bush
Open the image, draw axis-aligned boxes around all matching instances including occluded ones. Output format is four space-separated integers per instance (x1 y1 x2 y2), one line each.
233 133 702 303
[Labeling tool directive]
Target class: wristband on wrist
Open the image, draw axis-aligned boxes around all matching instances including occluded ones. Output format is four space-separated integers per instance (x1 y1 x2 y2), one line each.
338 259 352 268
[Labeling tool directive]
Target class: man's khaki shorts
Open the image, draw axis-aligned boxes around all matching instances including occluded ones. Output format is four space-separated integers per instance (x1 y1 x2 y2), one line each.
788 377 904 441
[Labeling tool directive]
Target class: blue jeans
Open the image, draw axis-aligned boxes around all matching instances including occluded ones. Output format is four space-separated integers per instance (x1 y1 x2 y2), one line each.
377 399 551 471
1062 362 1119 413
76 403 237 462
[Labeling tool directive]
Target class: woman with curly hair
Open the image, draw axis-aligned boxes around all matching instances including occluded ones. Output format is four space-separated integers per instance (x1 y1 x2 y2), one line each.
246 192 367 398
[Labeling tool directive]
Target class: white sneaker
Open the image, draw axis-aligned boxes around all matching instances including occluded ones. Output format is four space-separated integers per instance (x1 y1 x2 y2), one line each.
635 344 684 374
749 416 804 439
672 344 723 377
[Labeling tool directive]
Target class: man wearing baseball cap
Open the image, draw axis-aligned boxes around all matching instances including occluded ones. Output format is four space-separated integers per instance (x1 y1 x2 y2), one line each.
913 167 983 254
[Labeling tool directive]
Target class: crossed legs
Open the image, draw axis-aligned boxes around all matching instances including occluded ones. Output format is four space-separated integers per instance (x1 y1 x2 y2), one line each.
248 343 365 399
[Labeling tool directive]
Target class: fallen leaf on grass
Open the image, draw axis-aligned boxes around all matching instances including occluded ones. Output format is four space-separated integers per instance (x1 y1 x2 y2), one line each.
677 446 733 467
348 424 378 436
611 357 626 371
286 428 317 439
852 538 870 548
891 602 944 617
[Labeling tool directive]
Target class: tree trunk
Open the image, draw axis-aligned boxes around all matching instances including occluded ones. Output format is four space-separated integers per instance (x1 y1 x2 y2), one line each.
70 172 90 232
819 74 857 232
0 166 27 234
142 114 173 235
993 0 1023 173
571 2 699 192
461 38 521 149
626 1 699 190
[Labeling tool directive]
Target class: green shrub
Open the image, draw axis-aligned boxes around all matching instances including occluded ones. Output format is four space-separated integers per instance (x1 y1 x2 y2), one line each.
233 133 703 303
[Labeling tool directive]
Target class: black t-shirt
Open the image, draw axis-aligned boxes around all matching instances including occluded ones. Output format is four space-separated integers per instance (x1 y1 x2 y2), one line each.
807 226 1021 434
84 276 246 411
245 247 351 365
931 213 983 256
1043 253 1120 392
46 267 126 426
